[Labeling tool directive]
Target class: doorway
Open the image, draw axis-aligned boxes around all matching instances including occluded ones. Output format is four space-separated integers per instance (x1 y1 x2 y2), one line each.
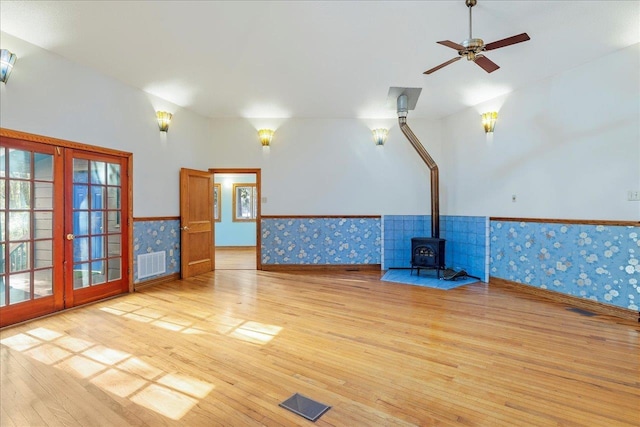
211 169 260 270
0 130 131 327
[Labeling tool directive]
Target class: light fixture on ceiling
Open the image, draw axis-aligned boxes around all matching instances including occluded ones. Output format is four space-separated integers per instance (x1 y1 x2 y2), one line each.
156 111 173 132
0 49 17 84
372 128 389 146
258 129 274 147
482 111 498 133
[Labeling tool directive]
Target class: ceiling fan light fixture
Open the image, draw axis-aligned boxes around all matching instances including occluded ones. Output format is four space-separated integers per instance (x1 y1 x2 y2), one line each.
482 112 498 133
423 0 530 75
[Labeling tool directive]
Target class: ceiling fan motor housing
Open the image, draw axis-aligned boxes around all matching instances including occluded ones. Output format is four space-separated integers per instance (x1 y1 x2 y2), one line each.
460 38 485 60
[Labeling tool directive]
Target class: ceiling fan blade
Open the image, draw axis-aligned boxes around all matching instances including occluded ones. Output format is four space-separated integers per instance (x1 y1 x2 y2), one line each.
474 55 500 73
437 40 465 50
423 57 462 75
484 33 530 51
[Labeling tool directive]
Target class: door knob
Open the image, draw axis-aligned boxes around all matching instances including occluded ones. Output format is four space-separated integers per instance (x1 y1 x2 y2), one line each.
180 225 189 231
66 233 75 240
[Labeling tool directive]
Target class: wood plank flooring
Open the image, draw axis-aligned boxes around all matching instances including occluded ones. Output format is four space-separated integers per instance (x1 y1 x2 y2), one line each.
215 246 256 270
1 269 639 426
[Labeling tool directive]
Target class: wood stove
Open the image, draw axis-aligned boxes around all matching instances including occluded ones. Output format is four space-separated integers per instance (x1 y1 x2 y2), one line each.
411 237 446 277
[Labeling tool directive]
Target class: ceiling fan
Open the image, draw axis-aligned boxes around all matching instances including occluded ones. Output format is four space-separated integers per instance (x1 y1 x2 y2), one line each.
424 0 530 75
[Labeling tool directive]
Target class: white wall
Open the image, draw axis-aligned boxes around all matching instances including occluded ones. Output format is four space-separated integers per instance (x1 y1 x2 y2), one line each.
209 117 441 215
441 43 640 221
0 32 211 217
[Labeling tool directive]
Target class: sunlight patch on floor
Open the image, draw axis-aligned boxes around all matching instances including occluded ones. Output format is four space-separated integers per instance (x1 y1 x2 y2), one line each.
0 327 215 421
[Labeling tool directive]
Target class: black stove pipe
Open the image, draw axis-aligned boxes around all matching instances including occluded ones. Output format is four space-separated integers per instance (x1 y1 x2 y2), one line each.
397 94 440 239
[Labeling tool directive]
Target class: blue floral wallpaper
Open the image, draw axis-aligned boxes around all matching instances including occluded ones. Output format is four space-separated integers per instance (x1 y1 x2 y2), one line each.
261 218 381 265
383 215 489 281
490 221 640 311
132 220 180 283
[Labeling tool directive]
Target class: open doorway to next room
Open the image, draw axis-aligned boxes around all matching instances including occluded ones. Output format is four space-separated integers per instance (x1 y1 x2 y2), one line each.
212 171 258 270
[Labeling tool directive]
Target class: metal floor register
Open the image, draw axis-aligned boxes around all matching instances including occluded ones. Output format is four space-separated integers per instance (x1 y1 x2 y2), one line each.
279 393 331 422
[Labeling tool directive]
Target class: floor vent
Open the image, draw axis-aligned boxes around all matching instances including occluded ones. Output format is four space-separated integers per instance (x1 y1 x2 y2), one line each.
137 251 166 280
279 393 331 422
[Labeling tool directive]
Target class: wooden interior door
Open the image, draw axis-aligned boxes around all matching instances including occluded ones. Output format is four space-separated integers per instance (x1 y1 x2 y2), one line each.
180 168 214 278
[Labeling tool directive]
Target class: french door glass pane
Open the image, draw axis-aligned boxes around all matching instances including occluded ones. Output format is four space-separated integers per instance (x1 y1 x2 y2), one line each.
34 182 53 210
0 212 4 242
73 264 90 289
91 236 105 259
73 211 89 236
34 240 53 268
91 211 104 234
108 235 121 256
9 212 29 240
0 277 5 307
34 212 53 239
107 164 120 186
0 179 5 208
91 161 106 185
108 259 121 281
73 159 89 183
74 237 90 262
34 153 53 181
9 180 30 209
0 243 4 272
9 150 30 178
0 147 5 177
91 186 105 209
73 184 88 209
9 242 30 272
34 269 53 298
107 187 120 209
91 261 106 285
9 272 30 304
107 211 120 232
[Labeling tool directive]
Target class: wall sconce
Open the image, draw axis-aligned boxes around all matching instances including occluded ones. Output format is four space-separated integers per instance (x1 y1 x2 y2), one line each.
1 49 17 84
156 111 173 132
258 129 274 147
482 112 498 133
372 128 389 146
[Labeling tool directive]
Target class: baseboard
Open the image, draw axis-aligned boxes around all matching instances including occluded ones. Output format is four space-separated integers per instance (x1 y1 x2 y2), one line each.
490 277 639 322
261 264 381 272
134 273 180 290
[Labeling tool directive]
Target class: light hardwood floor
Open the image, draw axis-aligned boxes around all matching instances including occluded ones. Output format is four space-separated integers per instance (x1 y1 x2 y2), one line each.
215 246 256 270
1 269 639 426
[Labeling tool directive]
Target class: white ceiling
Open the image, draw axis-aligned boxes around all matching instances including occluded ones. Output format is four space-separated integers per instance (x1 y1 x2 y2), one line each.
1 1 638 120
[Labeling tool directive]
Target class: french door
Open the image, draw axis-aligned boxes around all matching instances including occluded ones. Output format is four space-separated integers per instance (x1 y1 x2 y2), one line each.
0 132 130 327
